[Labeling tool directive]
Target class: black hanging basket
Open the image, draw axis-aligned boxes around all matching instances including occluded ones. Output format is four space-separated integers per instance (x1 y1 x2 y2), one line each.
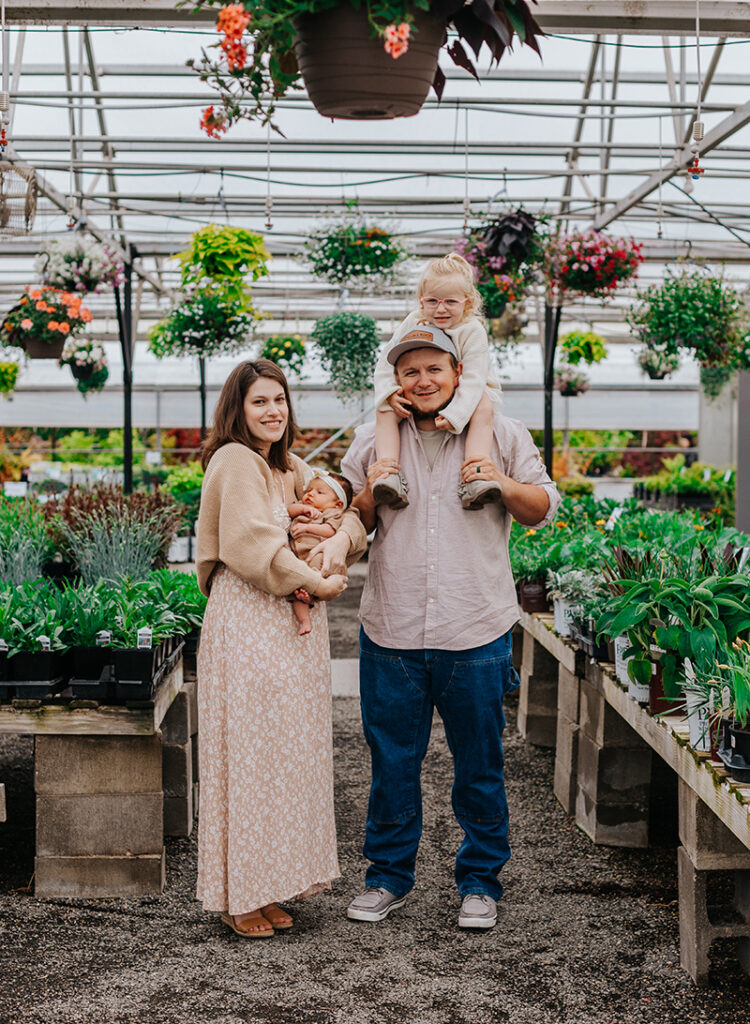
293 6 445 120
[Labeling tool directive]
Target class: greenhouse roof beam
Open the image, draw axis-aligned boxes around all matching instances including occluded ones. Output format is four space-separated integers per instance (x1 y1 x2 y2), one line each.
12 64 750 87
593 96 750 229
6 0 750 35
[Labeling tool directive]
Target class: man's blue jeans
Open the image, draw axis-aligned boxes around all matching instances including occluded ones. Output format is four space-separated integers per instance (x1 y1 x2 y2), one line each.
358 627 520 901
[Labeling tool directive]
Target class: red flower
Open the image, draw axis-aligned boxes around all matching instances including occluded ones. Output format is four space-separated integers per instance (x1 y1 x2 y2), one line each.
200 106 229 139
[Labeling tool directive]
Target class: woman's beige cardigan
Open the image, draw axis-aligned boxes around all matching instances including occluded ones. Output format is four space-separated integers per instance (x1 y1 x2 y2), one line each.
196 442 367 598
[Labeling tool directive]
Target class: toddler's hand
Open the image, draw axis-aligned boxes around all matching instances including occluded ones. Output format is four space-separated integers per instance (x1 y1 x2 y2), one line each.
387 389 412 420
305 508 322 521
435 415 453 432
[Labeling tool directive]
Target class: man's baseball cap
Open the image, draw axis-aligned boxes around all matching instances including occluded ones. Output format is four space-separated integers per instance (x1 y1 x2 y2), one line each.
386 323 459 366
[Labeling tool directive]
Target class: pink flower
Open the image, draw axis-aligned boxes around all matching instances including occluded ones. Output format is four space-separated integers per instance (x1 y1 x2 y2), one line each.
384 22 410 59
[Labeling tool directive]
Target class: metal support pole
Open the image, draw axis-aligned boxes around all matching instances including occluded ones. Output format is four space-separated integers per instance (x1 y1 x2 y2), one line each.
199 356 207 442
115 251 135 492
737 371 750 533
543 300 562 476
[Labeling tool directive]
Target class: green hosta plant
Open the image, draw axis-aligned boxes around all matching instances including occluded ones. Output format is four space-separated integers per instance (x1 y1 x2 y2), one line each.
61 583 118 647
110 578 188 648
149 569 207 631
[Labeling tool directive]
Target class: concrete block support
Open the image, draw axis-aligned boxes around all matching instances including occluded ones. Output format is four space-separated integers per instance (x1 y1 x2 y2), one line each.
553 665 581 814
574 677 652 848
34 735 165 898
677 779 750 985
518 629 559 748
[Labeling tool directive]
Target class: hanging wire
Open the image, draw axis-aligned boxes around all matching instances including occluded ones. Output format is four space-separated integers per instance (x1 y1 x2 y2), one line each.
657 116 664 238
693 0 704 144
265 120 273 230
0 0 9 154
462 108 470 231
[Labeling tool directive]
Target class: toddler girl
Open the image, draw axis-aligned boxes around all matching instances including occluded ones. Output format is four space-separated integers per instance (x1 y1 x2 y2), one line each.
372 252 503 510
287 469 353 635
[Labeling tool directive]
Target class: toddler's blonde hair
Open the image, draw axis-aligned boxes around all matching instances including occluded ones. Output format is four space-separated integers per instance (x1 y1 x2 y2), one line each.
416 252 483 322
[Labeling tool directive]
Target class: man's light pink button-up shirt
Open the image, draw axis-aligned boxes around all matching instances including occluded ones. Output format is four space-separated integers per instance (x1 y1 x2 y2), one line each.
341 413 560 652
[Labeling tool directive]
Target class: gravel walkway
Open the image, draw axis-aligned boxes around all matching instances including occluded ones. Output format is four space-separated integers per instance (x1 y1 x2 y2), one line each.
1 581 749 1022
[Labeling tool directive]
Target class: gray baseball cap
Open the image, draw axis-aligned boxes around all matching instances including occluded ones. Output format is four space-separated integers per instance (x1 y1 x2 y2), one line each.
386 323 459 366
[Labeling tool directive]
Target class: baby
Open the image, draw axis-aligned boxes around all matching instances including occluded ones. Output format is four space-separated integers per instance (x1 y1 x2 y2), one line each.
287 469 353 635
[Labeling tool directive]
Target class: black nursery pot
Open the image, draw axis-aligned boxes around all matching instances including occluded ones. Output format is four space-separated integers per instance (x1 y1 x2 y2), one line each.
9 651 67 682
73 646 114 682
113 645 162 684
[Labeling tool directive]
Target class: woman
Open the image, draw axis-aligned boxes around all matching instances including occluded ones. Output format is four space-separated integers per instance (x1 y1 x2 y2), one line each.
195 359 367 937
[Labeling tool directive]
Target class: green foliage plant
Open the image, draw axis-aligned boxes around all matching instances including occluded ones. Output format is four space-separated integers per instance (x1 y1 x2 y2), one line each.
0 498 54 586
627 271 748 392
559 330 608 366
187 0 544 133
311 312 381 399
0 361 19 396
164 461 205 532
175 224 270 303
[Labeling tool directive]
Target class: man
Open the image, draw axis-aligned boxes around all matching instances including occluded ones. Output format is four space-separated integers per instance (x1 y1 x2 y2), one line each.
341 324 560 930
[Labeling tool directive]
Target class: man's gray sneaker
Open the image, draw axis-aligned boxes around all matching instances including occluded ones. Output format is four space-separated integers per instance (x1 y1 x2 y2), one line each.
458 893 497 929
347 887 406 922
372 471 409 510
458 477 502 511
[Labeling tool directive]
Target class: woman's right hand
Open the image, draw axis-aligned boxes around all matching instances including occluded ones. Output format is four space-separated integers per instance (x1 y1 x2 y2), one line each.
314 573 348 601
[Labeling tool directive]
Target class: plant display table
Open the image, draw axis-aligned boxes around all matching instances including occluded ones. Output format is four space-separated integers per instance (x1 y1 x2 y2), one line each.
518 610 750 986
0 655 199 898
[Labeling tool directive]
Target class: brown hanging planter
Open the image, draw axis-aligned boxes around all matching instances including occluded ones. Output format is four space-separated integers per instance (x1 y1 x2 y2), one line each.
22 335 65 360
293 6 445 120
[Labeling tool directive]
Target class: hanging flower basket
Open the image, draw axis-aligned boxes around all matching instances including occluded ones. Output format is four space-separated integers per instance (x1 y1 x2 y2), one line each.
303 215 408 289
544 230 644 299
2 286 93 360
190 1 544 134
294 6 445 120
35 236 124 294
636 344 680 381
555 364 590 397
147 286 260 359
59 337 109 395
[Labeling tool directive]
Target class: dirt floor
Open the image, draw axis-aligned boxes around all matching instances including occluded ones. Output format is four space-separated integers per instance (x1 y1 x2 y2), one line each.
1 581 750 1024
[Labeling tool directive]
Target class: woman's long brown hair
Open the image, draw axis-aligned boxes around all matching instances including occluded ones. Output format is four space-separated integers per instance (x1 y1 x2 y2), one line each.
201 359 298 472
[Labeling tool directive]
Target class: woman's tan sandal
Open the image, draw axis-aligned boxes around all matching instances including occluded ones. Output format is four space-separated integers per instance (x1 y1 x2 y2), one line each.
221 911 275 938
260 903 293 930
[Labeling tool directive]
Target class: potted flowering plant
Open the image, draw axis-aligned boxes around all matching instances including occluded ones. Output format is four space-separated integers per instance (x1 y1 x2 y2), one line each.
544 230 644 299
189 0 544 132
148 287 260 359
456 209 543 320
35 236 124 294
258 334 306 377
555 364 590 397
636 344 680 381
59 338 109 395
304 216 407 289
2 286 93 359
175 224 270 303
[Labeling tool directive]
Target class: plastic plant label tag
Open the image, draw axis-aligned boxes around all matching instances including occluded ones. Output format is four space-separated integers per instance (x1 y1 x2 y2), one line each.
0 639 7 653
38 635 51 652
702 467 712 482
724 469 733 482
679 465 686 476
96 630 112 647
137 627 153 650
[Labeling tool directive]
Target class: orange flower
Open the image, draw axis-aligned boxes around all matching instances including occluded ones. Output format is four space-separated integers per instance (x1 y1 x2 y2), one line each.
48 320 59 330
58 322 70 334
29 289 41 300
60 292 74 304
220 38 248 70
36 300 46 310
20 318 33 330
200 105 229 140
19 297 27 305
217 3 249 40
384 22 410 59
80 309 93 323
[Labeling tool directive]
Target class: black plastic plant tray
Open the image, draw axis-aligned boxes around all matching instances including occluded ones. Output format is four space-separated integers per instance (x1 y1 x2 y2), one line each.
13 678 68 699
716 741 750 784
69 678 117 703
72 646 114 683
0 683 15 702
113 644 165 686
8 651 69 683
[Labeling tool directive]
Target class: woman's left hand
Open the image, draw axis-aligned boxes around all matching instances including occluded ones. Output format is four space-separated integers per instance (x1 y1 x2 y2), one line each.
308 530 350 576
460 456 504 484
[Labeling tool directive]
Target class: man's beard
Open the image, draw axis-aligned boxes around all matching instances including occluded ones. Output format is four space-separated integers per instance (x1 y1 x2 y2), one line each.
410 393 452 419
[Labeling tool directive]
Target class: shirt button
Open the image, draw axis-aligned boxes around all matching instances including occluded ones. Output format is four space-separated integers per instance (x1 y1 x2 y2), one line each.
429 565 435 571
430 528 435 534
429 598 435 603
431 495 436 501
